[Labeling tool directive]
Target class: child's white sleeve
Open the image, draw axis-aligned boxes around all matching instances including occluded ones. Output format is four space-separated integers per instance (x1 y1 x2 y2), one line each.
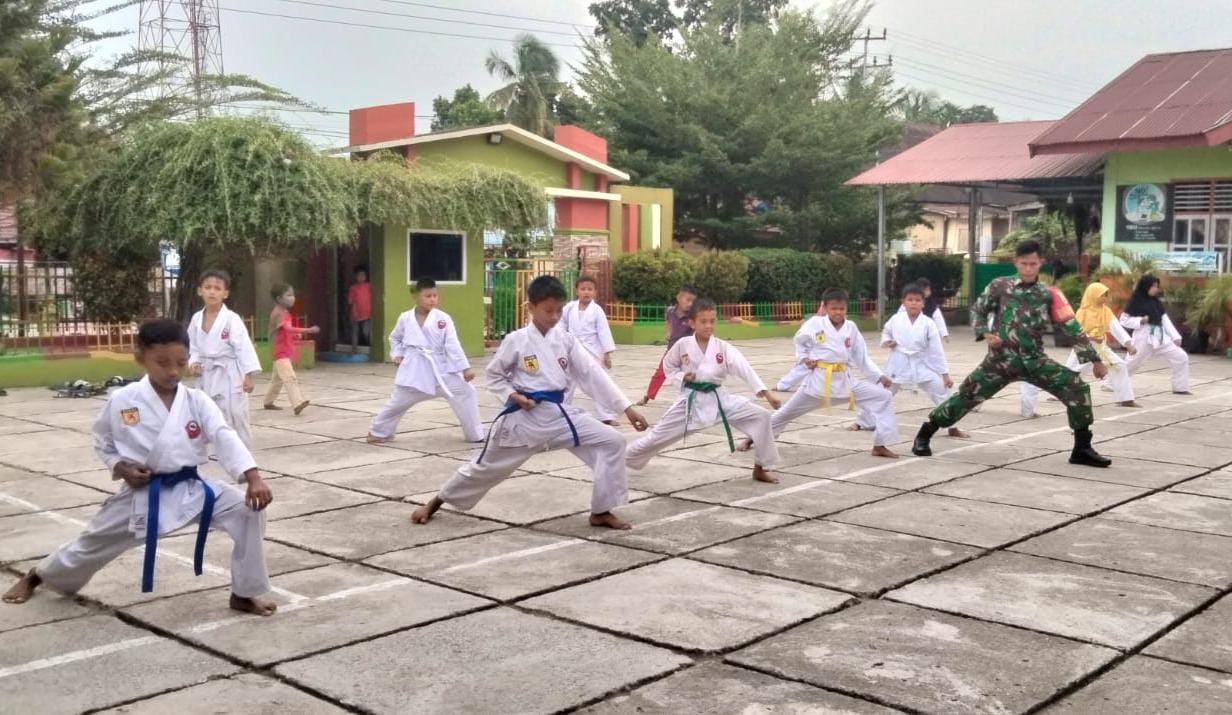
1162 314 1182 342
485 336 520 401
442 317 471 373
595 306 616 354
851 330 883 380
388 315 406 360
663 341 686 383
880 317 894 347
726 344 768 394
200 395 258 479
92 395 123 474
231 318 262 375
1107 315 1133 345
188 314 203 366
926 321 949 375
1119 313 1147 330
932 307 949 337
793 323 812 362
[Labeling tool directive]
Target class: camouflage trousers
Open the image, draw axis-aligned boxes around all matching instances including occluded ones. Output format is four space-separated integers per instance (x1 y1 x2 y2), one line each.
930 348 1093 431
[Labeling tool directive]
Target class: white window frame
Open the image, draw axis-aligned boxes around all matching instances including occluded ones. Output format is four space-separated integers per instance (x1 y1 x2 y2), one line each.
407 229 467 286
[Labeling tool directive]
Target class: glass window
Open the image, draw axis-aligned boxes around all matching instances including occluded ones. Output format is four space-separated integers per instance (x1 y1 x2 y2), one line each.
408 231 465 283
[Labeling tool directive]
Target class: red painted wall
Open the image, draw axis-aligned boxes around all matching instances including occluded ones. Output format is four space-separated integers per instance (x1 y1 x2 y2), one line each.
554 125 608 164
556 198 610 231
349 102 415 146
565 162 581 189
622 204 640 253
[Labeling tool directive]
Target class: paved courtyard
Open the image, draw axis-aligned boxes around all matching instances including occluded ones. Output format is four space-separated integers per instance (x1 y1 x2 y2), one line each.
2 335 1232 714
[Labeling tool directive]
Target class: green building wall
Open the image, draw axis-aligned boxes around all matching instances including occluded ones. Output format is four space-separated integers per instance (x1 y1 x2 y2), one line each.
413 136 598 191
1101 146 1232 255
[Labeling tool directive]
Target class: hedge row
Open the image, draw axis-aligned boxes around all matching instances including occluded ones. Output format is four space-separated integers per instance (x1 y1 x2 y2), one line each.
612 248 855 304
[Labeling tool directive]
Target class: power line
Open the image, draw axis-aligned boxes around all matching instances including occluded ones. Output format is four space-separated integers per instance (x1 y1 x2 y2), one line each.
217 5 582 48
886 27 1100 92
374 0 583 29
266 0 579 37
893 54 1086 105
892 57 1078 111
892 69 1062 117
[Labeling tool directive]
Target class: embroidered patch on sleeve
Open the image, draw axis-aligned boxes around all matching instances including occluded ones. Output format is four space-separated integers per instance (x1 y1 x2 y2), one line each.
120 408 140 426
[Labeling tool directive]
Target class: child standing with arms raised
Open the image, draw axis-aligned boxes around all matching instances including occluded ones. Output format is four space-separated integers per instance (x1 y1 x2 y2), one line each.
264 283 319 415
627 299 783 483
412 276 648 530
561 275 618 423
188 269 261 446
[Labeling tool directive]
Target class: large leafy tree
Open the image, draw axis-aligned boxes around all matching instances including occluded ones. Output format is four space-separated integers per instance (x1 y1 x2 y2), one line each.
589 0 787 45
578 1 914 255
430 84 504 132
484 34 563 137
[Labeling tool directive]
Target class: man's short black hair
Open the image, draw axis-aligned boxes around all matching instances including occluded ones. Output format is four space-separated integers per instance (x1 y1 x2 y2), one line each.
575 274 597 288
416 277 437 292
354 265 368 276
199 269 231 288
821 287 848 304
527 275 567 304
902 283 925 299
687 298 717 320
1015 239 1043 258
270 283 291 300
678 285 697 295
137 319 189 350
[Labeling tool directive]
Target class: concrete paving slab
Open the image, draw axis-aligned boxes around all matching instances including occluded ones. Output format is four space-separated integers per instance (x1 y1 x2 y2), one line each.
96 672 348 714
368 528 660 600
124 562 491 666
675 475 900 518
0 615 236 715
1170 472 1232 500
830 492 1071 548
581 661 896 714
0 476 107 516
668 440 855 469
928 440 1059 467
1104 401 1230 427
51 467 117 491
1148 424 1232 450
303 455 468 499
253 440 416 476
693 520 981 596
524 559 850 652
572 457 754 494
0 505 97 562
729 600 1116 715
0 444 102 475
1012 517 1232 588
1045 656 1232 713
248 404 368 426
1010 452 1207 488
924 469 1147 515
269 501 504 559
0 428 99 455
262 476 381 521
269 414 390 440
413 474 651 525
0 572 92 633
1103 492 1232 537
275 607 692 714
245 424 330 451
782 453 989 489
538 496 799 555
1095 435 1232 468
1146 594 1232 672
888 551 1214 648
0 416 55 436
0 465 40 483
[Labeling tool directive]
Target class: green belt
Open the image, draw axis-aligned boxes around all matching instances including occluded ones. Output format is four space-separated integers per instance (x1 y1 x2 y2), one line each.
684 381 735 453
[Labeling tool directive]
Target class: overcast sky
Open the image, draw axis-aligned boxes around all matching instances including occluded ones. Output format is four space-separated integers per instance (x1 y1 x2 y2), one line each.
88 0 1232 146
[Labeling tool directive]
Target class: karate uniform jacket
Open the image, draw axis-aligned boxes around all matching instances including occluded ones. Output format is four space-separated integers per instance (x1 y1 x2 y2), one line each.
188 304 261 402
561 300 616 359
880 311 949 385
793 316 882 397
662 335 764 428
389 308 471 395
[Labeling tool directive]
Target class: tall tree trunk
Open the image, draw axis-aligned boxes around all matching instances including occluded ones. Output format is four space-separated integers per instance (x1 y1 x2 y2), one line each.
173 243 205 322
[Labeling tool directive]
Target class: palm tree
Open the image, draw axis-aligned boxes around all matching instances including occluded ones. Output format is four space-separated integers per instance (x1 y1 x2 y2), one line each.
484 34 562 137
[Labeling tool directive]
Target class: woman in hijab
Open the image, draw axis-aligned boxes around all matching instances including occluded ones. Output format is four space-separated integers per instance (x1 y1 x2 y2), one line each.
1121 274 1190 394
1020 282 1139 416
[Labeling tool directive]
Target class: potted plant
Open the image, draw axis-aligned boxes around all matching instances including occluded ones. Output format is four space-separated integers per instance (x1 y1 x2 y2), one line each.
1187 274 1232 354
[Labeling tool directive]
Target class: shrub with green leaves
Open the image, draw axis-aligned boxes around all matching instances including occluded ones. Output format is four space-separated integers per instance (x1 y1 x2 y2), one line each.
1056 273 1086 310
692 251 749 303
612 250 695 304
895 253 964 298
72 249 158 322
739 249 854 302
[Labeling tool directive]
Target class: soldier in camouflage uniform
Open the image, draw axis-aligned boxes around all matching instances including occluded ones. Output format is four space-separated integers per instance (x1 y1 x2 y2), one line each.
912 240 1111 467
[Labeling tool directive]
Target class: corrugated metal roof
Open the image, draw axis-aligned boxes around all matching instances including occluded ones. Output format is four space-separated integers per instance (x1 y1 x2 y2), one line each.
1030 48 1232 155
846 121 1103 186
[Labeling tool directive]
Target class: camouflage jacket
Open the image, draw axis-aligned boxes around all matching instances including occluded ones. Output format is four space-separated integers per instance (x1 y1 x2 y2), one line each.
970 276 1100 363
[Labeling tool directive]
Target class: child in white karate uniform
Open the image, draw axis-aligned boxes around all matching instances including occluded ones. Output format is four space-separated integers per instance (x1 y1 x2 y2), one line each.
897 277 949 339
627 299 784 483
368 278 483 444
3 320 276 616
561 275 619 423
188 269 262 446
1121 274 1190 395
413 276 648 530
856 284 967 439
773 304 824 392
762 288 900 458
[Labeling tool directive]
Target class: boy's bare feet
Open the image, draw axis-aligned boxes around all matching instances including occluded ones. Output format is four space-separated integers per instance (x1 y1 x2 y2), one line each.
752 465 779 483
1118 400 1139 407
229 593 278 616
589 511 632 530
871 445 899 459
366 433 392 444
411 496 444 524
846 424 868 432
2 569 41 604
293 400 310 416
263 403 281 410
635 395 651 406
947 427 969 438
737 437 754 452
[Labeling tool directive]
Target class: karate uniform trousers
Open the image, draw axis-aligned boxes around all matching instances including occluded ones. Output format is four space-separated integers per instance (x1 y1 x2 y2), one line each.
370 372 484 442
627 388 780 470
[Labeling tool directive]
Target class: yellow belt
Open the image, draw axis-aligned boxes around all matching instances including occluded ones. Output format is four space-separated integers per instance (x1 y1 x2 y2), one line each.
815 362 856 411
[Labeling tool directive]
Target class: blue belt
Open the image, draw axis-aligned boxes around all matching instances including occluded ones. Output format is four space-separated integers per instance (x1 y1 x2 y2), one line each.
141 466 215 593
477 390 578 464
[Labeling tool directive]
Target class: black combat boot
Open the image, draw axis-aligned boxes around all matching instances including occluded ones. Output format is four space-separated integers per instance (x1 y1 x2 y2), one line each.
912 421 940 457
1069 429 1111 467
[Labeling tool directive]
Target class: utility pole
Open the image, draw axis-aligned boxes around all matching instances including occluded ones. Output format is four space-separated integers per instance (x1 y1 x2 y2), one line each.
855 28 887 72
138 0 224 112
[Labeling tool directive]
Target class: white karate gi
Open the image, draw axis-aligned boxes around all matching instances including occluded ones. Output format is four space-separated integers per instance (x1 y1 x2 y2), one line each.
35 378 270 597
897 304 949 338
627 335 781 470
1121 313 1190 393
775 362 811 392
561 300 618 421
1019 315 1136 416
370 308 483 442
188 304 260 446
774 317 899 448
438 325 633 515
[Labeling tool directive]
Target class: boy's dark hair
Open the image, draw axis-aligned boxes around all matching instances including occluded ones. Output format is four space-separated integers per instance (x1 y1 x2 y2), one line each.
678 285 697 296
821 288 848 304
575 274 597 288
270 283 290 300
527 275 567 304
1015 239 1043 258
902 283 925 299
687 298 717 320
415 277 437 292
198 269 231 288
354 265 368 276
137 319 189 350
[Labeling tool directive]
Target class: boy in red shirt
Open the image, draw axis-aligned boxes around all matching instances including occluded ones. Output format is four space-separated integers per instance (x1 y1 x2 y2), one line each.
264 283 319 415
347 266 372 353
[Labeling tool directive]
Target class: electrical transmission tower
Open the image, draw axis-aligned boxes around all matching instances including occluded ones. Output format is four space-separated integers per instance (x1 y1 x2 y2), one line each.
137 0 224 108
